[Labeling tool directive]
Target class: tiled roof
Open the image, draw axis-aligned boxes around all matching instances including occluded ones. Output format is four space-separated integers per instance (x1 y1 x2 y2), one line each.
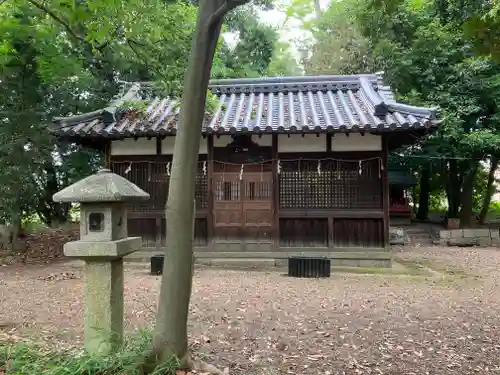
52 73 438 139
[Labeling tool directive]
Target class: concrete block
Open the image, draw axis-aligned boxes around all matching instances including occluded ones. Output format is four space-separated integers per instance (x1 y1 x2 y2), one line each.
450 229 464 238
462 229 475 238
439 230 451 239
463 229 489 238
475 229 492 237
490 229 500 238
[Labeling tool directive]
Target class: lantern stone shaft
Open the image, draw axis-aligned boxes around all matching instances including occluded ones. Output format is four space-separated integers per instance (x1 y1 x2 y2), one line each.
53 168 149 355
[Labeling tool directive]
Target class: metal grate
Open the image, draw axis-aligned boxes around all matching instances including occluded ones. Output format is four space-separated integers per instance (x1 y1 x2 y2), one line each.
288 257 331 278
150 255 164 275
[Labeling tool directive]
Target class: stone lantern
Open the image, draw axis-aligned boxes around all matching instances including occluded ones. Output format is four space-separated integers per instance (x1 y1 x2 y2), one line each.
53 168 149 355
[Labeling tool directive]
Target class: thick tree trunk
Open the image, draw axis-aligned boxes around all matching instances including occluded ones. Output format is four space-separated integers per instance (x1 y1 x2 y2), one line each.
150 0 236 371
416 167 430 221
459 163 478 228
9 210 23 252
478 157 499 225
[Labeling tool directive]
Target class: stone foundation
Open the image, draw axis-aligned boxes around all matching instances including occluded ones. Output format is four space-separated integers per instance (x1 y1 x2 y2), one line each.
130 249 393 269
194 251 392 269
439 228 500 247
195 257 391 269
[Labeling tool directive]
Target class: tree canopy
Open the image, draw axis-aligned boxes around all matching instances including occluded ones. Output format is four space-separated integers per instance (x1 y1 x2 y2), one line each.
293 0 500 224
4 0 500 228
0 0 299 229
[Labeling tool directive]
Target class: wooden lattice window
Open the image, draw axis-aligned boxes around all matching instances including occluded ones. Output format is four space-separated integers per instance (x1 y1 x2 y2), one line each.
245 180 271 201
111 161 208 211
279 159 382 209
195 164 208 209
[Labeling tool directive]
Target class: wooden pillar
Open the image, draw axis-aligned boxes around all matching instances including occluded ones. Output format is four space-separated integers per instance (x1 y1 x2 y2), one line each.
156 136 162 155
156 136 164 249
326 133 333 247
272 134 279 249
207 135 214 248
104 141 111 169
326 133 332 152
382 135 390 249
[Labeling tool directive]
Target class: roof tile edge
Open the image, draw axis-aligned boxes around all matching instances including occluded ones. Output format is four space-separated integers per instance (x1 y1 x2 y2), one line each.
209 73 379 95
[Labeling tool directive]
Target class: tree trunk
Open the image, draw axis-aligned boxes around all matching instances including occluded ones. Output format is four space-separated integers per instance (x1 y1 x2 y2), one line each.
314 0 321 18
416 166 430 221
410 186 418 215
446 159 461 218
36 164 71 227
459 163 479 228
9 210 23 252
150 0 239 370
478 157 499 225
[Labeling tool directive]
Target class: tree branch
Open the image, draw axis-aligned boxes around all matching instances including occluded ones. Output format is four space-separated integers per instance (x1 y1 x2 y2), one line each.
126 39 150 70
26 0 85 43
95 23 123 51
207 0 250 29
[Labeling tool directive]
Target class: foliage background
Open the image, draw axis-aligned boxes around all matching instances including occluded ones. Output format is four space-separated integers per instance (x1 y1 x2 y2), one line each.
0 0 300 230
3 0 500 230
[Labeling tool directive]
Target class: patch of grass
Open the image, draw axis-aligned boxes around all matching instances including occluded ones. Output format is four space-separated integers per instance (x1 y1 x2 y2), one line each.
395 258 480 282
332 261 434 277
0 330 178 375
393 258 437 276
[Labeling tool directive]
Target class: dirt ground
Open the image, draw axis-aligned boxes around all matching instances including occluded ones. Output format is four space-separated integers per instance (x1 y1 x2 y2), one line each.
2 246 500 375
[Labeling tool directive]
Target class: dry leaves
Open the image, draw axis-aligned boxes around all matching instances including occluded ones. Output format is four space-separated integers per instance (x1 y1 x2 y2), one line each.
0 227 79 266
37 272 79 281
2 244 500 374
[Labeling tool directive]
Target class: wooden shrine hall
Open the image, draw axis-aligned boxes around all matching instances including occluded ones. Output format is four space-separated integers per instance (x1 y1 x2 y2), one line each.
52 73 438 267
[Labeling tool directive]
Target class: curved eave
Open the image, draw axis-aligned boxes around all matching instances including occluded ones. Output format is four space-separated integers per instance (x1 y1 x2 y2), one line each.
53 109 104 127
387 102 438 121
51 120 439 142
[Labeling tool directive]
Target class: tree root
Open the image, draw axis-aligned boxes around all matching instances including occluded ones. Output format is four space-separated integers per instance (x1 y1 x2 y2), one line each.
185 355 225 375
